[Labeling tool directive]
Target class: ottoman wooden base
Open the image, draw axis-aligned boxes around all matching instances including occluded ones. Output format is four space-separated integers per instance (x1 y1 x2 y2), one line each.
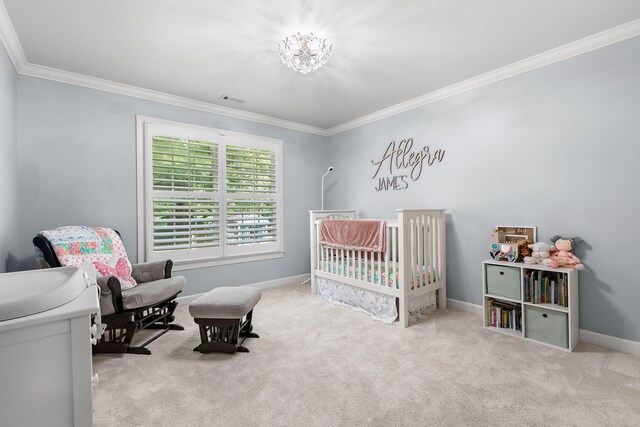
193 309 259 354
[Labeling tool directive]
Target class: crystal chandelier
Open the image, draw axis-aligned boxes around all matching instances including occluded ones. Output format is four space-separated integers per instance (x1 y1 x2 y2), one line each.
278 32 332 75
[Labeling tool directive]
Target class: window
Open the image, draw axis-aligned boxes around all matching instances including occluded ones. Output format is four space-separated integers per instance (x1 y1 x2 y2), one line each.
137 117 283 268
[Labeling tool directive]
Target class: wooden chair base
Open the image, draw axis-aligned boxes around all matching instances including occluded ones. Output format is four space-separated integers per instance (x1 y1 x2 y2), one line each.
193 310 258 354
93 295 183 355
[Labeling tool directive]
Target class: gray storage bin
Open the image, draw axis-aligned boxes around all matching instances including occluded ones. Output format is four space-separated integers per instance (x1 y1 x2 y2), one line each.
485 265 521 300
525 305 569 348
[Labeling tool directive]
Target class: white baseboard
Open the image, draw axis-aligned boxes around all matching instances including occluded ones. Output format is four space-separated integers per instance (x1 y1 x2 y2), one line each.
447 297 640 357
447 297 484 316
579 329 640 358
176 273 310 304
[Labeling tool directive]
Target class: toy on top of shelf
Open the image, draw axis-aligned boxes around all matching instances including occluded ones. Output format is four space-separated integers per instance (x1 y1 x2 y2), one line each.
489 229 532 263
548 235 585 270
489 230 517 262
523 242 555 266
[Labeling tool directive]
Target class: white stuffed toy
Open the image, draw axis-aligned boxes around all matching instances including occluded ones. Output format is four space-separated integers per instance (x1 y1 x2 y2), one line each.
523 242 555 265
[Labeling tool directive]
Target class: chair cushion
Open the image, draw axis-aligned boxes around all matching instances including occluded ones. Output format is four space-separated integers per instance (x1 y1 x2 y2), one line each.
131 260 169 284
189 287 262 319
99 276 185 315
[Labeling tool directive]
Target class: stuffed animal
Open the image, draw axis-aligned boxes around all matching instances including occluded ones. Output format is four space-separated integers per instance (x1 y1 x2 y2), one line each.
523 242 555 265
548 235 585 270
517 239 533 261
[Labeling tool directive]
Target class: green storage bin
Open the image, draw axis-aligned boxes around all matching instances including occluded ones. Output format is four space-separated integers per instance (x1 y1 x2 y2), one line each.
525 305 569 348
485 265 521 300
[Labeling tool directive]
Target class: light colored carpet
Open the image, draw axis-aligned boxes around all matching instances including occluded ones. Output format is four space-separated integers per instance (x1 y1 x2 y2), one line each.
93 283 640 426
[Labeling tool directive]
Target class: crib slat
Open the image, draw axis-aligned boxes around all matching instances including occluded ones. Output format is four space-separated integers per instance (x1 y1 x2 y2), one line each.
415 218 420 289
420 215 426 286
326 246 330 273
331 247 334 273
417 216 423 288
434 217 440 281
377 246 382 286
425 215 431 282
417 215 423 287
423 215 429 284
418 218 422 283
432 216 438 281
363 250 367 283
416 218 420 288
392 228 397 288
327 247 330 273
327 245 330 272
317 225 321 271
384 229 389 287
322 245 325 272
411 218 416 290
351 249 355 278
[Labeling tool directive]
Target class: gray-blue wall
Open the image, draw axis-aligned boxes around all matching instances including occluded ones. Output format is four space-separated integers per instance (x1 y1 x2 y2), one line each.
0 43 18 273
326 36 640 341
5 36 640 342
15 76 328 295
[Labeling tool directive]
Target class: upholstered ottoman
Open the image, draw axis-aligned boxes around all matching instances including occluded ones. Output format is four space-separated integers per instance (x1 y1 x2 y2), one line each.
189 287 262 354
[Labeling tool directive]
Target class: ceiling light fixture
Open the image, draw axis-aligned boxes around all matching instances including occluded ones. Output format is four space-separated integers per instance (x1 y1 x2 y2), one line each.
278 32 332 75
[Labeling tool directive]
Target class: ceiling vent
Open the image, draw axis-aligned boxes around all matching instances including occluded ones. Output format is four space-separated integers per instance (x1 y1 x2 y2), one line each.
219 94 246 104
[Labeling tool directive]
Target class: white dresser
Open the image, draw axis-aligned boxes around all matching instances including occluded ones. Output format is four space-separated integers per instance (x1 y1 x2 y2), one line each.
0 268 99 427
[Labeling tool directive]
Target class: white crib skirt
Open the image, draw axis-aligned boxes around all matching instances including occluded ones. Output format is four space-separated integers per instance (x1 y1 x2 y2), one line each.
316 277 436 324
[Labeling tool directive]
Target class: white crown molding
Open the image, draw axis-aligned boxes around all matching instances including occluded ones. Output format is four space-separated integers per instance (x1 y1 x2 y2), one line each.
0 0 26 71
18 62 328 135
1 0 639 137
326 18 640 135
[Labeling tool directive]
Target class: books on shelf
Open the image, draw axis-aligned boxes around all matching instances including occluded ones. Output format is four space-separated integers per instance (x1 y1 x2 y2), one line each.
524 270 568 307
486 298 522 331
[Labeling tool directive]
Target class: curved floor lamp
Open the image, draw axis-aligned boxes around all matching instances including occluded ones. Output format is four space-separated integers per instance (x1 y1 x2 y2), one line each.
302 166 334 286
321 166 334 210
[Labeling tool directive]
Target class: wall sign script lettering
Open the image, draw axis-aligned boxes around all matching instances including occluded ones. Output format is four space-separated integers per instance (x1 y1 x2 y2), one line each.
371 138 445 191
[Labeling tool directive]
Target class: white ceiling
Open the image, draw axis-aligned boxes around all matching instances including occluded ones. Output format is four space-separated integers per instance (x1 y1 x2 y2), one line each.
4 0 640 129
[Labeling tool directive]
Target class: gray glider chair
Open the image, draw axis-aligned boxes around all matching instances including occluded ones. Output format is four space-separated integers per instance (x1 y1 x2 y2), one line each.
33 232 185 355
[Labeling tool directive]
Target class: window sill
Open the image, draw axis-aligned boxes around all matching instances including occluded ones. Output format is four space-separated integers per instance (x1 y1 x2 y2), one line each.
171 251 285 271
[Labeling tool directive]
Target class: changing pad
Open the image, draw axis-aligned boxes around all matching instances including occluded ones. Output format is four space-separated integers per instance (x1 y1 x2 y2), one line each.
0 267 88 322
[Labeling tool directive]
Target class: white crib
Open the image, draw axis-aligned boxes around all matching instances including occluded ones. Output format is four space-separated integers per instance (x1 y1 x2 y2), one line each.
309 209 447 327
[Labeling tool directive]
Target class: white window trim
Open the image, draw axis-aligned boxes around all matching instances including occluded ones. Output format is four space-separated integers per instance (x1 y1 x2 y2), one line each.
136 116 284 268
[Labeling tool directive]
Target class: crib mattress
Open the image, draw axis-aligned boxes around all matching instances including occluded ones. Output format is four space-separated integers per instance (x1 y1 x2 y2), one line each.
319 258 436 289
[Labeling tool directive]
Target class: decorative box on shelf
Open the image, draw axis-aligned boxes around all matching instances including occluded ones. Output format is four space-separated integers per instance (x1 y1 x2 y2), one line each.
482 260 579 352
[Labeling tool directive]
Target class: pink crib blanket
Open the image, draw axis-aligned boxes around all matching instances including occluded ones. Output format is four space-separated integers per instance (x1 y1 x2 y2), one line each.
319 219 386 253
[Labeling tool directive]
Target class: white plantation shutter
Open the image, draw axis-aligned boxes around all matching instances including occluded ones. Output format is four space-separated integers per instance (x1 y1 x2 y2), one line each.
147 130 222 260
152 136 219 192
152 197 220 251
225 145 280 254
143 120 282 263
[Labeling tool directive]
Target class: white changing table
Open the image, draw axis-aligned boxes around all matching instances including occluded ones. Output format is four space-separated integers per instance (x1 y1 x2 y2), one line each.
0 268 99 427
